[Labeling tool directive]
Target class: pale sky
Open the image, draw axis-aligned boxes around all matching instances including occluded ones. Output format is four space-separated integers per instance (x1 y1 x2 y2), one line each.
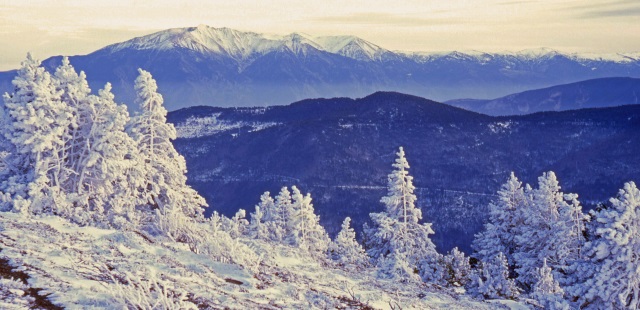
1 0 639 70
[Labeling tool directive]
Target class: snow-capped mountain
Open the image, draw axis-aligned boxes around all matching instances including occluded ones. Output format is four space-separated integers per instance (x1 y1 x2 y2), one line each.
106 25 393 64
1 25 640 110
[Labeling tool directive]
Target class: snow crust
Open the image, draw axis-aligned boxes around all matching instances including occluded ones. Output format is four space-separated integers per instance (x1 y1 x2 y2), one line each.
0 213 508 309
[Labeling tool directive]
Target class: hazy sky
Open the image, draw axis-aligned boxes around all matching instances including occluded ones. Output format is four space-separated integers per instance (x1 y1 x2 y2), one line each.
1 0 639 70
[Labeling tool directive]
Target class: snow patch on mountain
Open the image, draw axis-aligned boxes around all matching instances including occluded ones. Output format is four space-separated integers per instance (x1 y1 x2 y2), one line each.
175 114 280 138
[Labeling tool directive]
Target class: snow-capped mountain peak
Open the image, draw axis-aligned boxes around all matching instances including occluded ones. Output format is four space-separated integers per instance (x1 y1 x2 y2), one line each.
315 35 388 61
515 47 561 59
103 25 640 67
105 25 393 63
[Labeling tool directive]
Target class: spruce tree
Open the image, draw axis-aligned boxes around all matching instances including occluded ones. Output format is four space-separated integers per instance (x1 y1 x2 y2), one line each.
513 171 585 289
126 69 206 220
368 147 437 279
470 252 519 300
568 182 640 309
473 172 526 265
532 258 568 309
1 53 73 213
329 217 368 268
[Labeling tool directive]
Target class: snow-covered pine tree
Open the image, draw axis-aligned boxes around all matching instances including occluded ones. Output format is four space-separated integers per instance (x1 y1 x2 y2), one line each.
473 172 526 265
250 191 275 240
288 186 329 254
1 53 73 214
567 182 640 309
532 258 568 309
267 187 292 242
126 69 206 223
329 217 368 268
469 252 519 300
63 83 142 226
248 205 266 240
513 171 584 289
53 56 92 192
367 147 438 280
443 247 472 287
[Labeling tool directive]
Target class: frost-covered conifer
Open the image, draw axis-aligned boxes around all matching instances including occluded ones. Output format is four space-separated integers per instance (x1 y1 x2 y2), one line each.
1 53 73 213
567 182 640 309
469 252 519 300
248 205 267 239
532 258 568 309
367 147 438 280
513 171 585 289
250 192 274 240
266 187 292 242
53 57 92 190
127 69 206 222
443 247 472 287
329 217 368 268
288 186 329 253
253 186 329 253
473 172 526 265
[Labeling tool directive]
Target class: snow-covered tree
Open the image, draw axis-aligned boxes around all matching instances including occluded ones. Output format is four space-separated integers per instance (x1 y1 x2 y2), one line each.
532 258 568 309
126 69 206 223
248 204 267 240
329 217 368 268
443 247 472 287
265 187 291 242
473 172 526 265
469 252 519 300
1 53 73 213
288 186 329 253
567 182 640 309
251 186 328 253
53 56 92 191
513 171 585 289
367 147 438 280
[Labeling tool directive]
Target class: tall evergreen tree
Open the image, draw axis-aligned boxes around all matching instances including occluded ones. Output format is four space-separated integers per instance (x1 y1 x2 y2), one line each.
126 69 206 220
473 172 526 265
568 182 640 309
53 56 92 192
513 171 584 289
367 147 438 279
1 53 73 213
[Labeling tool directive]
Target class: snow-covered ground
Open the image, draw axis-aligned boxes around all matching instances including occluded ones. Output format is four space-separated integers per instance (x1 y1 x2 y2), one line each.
0 212 523 309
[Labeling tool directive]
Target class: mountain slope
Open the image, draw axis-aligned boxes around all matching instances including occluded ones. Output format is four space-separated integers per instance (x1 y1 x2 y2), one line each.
168 92 640 253
0 212 502 309
1 25 640 110
447 77 640 115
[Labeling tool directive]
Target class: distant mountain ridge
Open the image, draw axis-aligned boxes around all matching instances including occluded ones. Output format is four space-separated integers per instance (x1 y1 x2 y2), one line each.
1 25 640 110
168 91 640 253
446 77 640 115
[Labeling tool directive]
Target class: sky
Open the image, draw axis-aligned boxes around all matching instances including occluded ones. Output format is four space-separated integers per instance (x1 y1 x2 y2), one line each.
0 0 639 70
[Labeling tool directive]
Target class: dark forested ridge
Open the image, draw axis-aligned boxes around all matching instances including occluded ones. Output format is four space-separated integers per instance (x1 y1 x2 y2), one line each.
169 91 640 253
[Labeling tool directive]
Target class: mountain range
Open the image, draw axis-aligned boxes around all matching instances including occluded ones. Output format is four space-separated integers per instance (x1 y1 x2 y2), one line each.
167 91 640 253
447 77 640 115
2 25 640 110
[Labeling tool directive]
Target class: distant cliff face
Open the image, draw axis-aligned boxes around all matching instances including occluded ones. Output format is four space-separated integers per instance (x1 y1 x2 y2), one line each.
168 91 640 253
2 25 640 111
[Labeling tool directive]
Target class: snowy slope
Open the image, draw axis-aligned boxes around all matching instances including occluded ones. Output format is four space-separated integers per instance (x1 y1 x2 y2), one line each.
0 212 514 309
